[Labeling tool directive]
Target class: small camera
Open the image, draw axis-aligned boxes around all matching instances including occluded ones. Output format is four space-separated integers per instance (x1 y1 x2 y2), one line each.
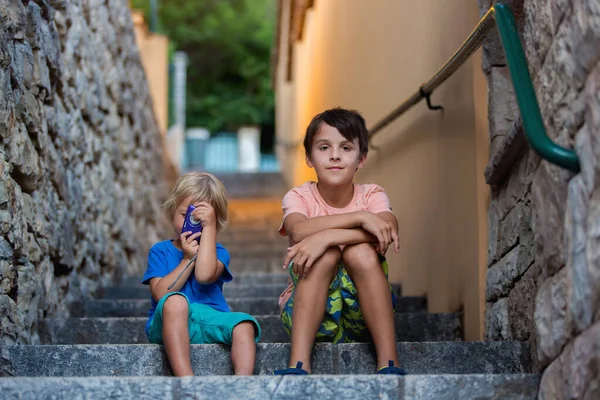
182 205 203 242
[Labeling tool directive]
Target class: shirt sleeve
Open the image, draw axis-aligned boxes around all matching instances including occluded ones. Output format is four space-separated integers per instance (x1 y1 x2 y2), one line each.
365 185 393 214
142 245 169 285
216 243 233 283
278 188 310 236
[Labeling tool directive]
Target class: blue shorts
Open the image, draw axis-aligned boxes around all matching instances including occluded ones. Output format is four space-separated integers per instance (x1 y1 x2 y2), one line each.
147 292 261 345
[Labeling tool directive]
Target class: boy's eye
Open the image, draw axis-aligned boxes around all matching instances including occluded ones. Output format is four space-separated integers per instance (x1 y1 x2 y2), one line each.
319 145 329 151
342 146 351 151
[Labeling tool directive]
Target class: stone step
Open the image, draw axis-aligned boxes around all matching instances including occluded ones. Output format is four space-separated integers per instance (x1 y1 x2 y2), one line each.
0 375 541 399
39 313 458 344
79 296 427 318
99 284 289 300
119 272 290 287
0 341 531 377
99 283 403 300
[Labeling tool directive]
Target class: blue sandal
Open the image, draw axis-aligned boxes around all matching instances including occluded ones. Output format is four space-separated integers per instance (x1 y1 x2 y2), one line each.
273 361 309 375
377 360 407 375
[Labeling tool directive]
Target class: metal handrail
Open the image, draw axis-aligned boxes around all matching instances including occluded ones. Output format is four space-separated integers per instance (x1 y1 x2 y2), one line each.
369 3 580 173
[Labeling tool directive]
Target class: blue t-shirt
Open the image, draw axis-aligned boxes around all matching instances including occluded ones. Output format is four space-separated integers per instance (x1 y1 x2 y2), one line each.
141 240 233 334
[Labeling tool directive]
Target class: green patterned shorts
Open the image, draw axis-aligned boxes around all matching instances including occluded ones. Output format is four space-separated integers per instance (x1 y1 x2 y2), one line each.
280 257 396 343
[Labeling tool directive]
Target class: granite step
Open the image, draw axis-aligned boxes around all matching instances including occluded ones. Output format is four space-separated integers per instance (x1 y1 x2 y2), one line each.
98 283 403 300
99 284 289 300
79 296 427 318
0 375 541 399
39 313 459 344
118 272 290 287
0 341 531 377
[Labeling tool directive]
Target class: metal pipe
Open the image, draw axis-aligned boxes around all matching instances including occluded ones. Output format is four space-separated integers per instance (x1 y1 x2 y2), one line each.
494 4 579 172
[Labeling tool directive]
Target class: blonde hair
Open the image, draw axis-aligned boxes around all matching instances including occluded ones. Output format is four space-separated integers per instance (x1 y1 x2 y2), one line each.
163 172 228 231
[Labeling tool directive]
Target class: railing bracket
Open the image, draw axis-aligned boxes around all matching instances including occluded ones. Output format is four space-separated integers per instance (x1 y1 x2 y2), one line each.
419 86 444 112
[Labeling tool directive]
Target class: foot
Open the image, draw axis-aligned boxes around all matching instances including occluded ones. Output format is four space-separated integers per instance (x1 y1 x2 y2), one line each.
273 361 309 376
377 360 407 375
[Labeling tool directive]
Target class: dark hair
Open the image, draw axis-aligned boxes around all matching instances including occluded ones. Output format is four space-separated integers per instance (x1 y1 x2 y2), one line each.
303 108 369 157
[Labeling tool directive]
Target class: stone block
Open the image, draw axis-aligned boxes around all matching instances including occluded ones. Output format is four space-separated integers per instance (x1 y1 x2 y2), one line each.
405 374 540 400
538 321 600 400
487 67 518 158
16 262 41 338
522 0 553 75
1 341 532 376
38 312 460 345
0 294 19 345
497 201 533 260
0 260 14 295
508 276 537 341
534 268 572 367
6 121 41 193
486 243 534 302
565 175 595 336
532 160 570 277
0 67 14 138
485 298 509 340
575 123 597 195
0 374 542 400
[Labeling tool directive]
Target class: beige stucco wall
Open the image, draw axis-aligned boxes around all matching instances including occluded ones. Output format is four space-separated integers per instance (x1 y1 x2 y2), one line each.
275 0 489 340
132 11 169 135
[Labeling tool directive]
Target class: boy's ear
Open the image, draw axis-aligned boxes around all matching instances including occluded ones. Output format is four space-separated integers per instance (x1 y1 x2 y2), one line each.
357 153 367 169
306 154 314 168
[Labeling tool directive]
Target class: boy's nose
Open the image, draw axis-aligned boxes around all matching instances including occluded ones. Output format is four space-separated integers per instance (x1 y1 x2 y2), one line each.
330 152 341 161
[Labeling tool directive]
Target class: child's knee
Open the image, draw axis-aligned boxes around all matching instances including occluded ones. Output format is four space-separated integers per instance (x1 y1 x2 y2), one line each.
342 243 380 270
321 246 342 267
163 294 188 316
232 321 256 341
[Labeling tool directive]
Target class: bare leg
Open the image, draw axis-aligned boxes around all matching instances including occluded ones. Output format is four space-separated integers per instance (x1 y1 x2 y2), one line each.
162 295 194 376
289 247 341 373
230 321 257 375
342 243 399 370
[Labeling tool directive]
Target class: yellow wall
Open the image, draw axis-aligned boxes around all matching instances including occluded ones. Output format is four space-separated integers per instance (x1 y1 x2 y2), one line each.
275 0 489 340
132 10 169 136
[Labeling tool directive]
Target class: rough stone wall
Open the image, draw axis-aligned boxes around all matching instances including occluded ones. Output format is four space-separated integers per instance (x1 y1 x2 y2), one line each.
0 0 169 344
480 0 599 398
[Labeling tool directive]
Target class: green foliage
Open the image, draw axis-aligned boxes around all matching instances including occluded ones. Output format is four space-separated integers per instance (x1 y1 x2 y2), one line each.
132 0 276 133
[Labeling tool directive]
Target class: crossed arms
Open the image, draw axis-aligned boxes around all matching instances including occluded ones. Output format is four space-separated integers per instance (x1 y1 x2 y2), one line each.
283 211 400 275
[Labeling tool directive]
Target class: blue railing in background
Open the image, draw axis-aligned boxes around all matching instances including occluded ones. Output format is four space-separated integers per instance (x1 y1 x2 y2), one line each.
185 132 280 173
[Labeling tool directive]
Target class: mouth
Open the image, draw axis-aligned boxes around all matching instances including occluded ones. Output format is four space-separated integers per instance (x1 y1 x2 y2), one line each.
327 166 343 171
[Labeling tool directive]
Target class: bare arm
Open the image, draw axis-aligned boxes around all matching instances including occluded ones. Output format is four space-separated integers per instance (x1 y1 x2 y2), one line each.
149 257 196 302
284 212 366 244
193 225 225 284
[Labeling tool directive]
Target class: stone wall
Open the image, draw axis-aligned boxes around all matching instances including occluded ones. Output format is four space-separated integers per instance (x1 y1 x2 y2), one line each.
480 0 599 398
0 0 169 344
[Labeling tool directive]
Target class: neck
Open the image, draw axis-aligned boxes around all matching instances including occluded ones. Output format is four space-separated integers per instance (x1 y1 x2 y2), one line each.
316 181 354 208
172 238 182 250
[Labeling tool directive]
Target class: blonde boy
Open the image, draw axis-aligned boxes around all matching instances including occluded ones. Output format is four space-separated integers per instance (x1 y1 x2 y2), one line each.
142 172 260 376
274 108 406 375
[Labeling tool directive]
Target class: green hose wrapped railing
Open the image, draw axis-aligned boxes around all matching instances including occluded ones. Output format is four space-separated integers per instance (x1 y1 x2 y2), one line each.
369 3 580 173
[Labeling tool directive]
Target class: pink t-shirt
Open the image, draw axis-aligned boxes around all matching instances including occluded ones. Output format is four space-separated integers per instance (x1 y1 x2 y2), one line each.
277 181 393 310
279 181 393 236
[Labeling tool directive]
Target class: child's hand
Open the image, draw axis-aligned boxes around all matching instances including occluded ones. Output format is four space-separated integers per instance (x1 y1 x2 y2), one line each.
181 231 201 260
192 202 216 228
360 212 398 255
283 232 330 277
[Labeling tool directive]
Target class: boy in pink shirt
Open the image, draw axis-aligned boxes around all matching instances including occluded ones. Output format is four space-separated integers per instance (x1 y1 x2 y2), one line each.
274 108 406 375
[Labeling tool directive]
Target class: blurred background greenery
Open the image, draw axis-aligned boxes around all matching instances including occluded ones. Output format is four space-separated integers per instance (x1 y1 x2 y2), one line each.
132 0 276 142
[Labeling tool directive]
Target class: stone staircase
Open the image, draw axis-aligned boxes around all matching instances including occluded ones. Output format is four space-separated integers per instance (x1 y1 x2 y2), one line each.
0 198 540 399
